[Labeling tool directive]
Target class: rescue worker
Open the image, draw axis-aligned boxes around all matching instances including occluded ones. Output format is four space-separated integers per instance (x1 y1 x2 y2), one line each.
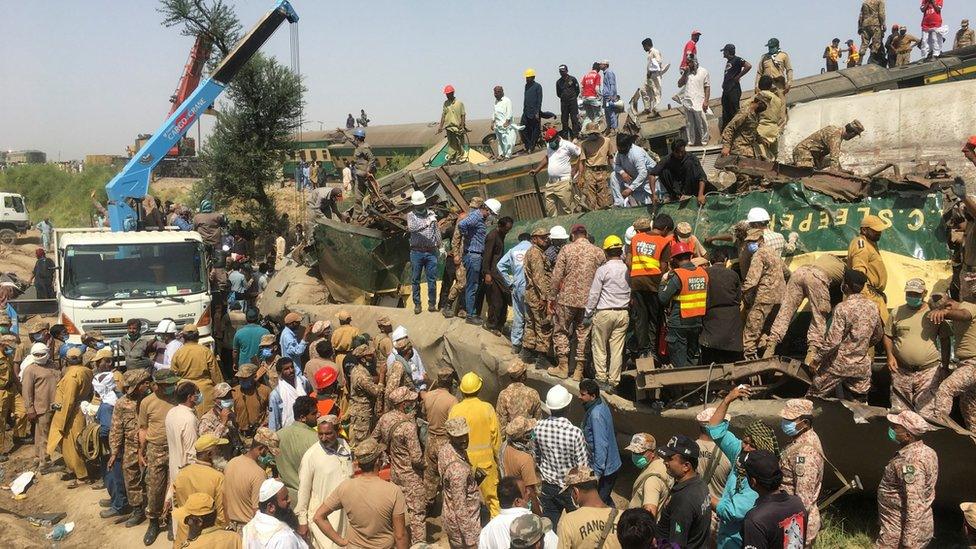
720 98 763 159
522 228 553 367
440 418 482 548
232 363 272 437
778 399 824 547
629 215 674 359
139 369 180 545
556 466 621 548
883 278 949 413
754 38 793 121
497 232 533 355
807 269 883 401
48 347 93 486
587 235 632 390
848 214 889 323
859 0 887 66
348 342 384 447
494 358 544 432
577 122 614 211
372 387 426 544
892 27 920 67
448 373 502 517
170 324 223 416
876 411 937 549
658 241 709 367
754 75 785 161
765 254 846 360
791 120 865 170
548 224 606 380
171 434 228 547
351 128 377 217
374 315 394 362
109 368 151 527
385 336 425 412
437 85 467 164
422 366 459 508
499 417 543 514
625 433 672 519
741 231 787 360
928 298 976 431
330 310 360 366
955 19 975 50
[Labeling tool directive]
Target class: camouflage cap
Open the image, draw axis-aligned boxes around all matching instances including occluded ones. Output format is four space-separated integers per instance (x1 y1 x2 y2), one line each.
212 382 232 399
353 438 386 462
887 410 931 437
779 398 813 420
236 363 259 378
0 334 19 345
624 433 657 454
351 342 375 358
530 227 549 238
254 426 281 455
509 513 553 548
468 196 485 208
506 358 527 376
389 386 418 405
695 407 728 423
905 278 926 293
377 315 392 327
311 320 331 334
633 216 652 230
84 330 105 341
409 544 438 549
124 369 151 394
259 334 276 346
675 221 693 237
152 369 180 385
445 417 470 437
848 119 865 135
504 416 537 438
564 465 598 486
0 312 11 325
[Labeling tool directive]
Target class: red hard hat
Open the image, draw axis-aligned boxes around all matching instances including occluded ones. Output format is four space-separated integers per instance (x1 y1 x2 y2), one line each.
314 366 338 389
543 127 559 141
670 240 694 257
443 84 455 94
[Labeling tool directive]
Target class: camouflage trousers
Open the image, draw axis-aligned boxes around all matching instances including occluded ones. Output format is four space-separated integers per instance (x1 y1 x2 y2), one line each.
393 470 427 544
448 262 467 303
424 435 447 504
579 168 612 211
933 361 976 430
347 405 374 448
961 269 976 304
768 266 832 353
807 367 870 400
144 441 169 519
877 493 934 549
860 26 884 62
122 442 145 509
0 389 28 452
742 302 778 355
891 364 943 415
522 300 552 355
553 304 590 366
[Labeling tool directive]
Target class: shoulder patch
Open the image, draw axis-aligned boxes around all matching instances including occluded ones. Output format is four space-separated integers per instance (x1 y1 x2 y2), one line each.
857 238 865 249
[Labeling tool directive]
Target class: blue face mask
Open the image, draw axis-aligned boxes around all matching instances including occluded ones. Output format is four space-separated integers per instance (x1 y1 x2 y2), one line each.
241 379 255 391
194 392 203 406
3 347 13 357
906 296 924 308
94 341 107 350
260 348 273 360
888 427 898 443
747 242 759 253
218 399 234 409
632 454 649 469
0 327 9 335
781 419 799 437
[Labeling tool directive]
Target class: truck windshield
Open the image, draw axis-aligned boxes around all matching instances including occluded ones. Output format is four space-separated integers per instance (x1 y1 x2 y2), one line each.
62 241 206 300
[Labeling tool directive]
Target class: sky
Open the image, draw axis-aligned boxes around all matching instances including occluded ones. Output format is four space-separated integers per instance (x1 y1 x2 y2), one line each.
0 0 965 160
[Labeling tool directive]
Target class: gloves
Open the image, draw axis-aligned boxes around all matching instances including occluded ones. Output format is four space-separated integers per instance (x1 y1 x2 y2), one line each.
953 177 968 199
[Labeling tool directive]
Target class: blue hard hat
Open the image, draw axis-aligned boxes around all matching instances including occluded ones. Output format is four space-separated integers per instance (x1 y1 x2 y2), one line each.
353 129 366 139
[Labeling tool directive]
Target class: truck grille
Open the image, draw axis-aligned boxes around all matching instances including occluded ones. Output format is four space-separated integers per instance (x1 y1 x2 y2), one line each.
82 318 193 340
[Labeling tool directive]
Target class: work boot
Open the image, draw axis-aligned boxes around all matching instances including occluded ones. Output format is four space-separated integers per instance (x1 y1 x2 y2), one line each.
442 308 454 318
428 304 437 312
512 344 522 355
548 358 569 379
414 304 422 314
571 367 584 382
100 507 126 519
125 509 146 528
143 518 161 545
466 316 483 326
99 498 112 508
520 348 536 364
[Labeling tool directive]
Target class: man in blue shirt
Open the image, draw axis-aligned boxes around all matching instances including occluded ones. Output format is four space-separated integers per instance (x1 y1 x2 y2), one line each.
600 60 619 130
458 198 501 324
522 69 544 153
579 379 621 506
496 232 532 354
233 308 270 367
278 312 314 372
227 263 247 311
611 133 657 207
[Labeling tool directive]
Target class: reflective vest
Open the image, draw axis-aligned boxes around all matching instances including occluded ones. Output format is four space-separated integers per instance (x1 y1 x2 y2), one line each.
630 233 671 277
674 266 709 319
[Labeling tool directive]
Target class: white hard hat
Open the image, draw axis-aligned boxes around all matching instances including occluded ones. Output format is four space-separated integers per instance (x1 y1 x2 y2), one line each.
546 385 572 411
484 198 502 215
549 225 569 240
624 226 636 245
156 319 178 335
747 207 771 223
410 190 427 206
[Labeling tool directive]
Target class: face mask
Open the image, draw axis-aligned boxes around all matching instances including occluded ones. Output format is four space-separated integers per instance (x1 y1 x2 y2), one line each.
258 454 275 467
241 379 255 391
906 297 924 308
888 427 898 443
129 332 141 341
30 334 44 343
548 140 559 150
768 46 779 55
403 404 417 415
0 327 9 335
747 242 759 253
94 341 107 350
218 399 234 409
260 348 273 360
781 419 799 437
632 454 649 469
164 385 177 396
3 347 13 357
143 387 153 398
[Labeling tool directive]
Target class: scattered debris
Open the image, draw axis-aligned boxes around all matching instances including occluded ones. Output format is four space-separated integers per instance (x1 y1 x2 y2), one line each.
9 471 34 496
46 521 74 541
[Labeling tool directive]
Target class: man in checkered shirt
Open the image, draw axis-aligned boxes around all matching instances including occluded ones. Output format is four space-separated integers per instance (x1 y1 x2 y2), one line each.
533 385 588 527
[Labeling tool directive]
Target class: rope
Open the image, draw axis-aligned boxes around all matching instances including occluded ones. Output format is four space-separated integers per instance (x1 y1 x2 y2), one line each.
79 422 103 462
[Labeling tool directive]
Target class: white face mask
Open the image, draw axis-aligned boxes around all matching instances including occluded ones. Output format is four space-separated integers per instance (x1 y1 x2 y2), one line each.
33 353 50 365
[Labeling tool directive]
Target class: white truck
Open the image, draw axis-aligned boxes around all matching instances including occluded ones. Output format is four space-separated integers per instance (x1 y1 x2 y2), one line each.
0 191 30 245
54 228 213 346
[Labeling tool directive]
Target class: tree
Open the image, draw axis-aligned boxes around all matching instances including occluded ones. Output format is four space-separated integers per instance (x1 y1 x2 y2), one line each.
158 0 241 58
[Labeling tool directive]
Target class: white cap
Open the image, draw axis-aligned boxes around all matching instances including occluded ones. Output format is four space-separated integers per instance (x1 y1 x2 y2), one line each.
30 342 49 356
746 207 770 223
624 226 636 245
410 190 427 206
156 318 177 335
545 385 572 410
549 225 569 240
258 478 285 503
392 325 408 342
485 198 501 215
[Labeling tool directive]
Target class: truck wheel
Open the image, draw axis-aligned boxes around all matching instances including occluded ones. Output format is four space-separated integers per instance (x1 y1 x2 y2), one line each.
0 229 15 246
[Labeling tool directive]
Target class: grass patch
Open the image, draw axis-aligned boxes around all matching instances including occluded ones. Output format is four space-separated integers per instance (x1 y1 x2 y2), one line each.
0 164 118 227
815 494 968 548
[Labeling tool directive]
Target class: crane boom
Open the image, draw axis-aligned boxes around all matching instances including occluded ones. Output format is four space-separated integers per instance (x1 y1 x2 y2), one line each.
106 0 299 232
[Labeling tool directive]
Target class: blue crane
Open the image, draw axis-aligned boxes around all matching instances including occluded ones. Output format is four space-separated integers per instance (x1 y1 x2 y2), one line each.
105 0 299 232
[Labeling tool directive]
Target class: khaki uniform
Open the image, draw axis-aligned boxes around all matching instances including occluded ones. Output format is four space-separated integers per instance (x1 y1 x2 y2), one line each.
373 410 426 543
792 126 845 170
523 244 552 354
578 135 614 211
442 99 467 164
956 28 976 50
629 458 672 511
438 442 481 548
847 235 889 323
352 142 377 216
181 526 242 549
139 393 175 519
876 440 937 549
808 294 883 399
556 506 622 549
886 304 948 413
448 218 467 305
780 429 824 546
109 395 144 508
422 387 458 503
330 325 360 366
0 354 23 452
858 0 886 63
720 109 761 158
170 342 224 416
230 384 271 434
172 462 226 547
741 245 786 355
348 364 383 447
892 33 920 66
48 364 94 479
755 50 792 125
374 333 393 363
550 239 606 366
768 256 845 354
494 382 543 431
755 90 785 160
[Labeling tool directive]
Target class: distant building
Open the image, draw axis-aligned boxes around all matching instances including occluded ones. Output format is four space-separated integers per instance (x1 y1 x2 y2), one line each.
6 150 47 164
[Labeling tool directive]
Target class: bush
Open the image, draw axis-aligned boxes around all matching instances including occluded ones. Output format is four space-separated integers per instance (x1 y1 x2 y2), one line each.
0 164 119 227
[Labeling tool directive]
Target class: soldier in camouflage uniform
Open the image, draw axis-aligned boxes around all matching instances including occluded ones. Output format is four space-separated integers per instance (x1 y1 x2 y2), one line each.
385 337 422 412
110 368 152 527
422 367 459 506
522 228 553 366
348 342 384 448
765 254 845 359
548 225 606 380
720 100 762 159
351 130 377 217
741 231 787 359
931 360 976 431
373 316 394 363
791 120 864 170
858 0 886 66
494 359 543 431
139 370 179 544
778 399 824 547
372 386 426 543
807 270 883 401
877 411 938 549
439 417 482 549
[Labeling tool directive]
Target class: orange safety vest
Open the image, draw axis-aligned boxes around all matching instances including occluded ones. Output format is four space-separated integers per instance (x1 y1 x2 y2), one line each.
674 266 709 319
630 233 672 277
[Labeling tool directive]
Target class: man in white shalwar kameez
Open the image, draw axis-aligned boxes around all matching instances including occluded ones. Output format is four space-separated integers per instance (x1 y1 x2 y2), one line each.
294 415 353 549
493 86 518 159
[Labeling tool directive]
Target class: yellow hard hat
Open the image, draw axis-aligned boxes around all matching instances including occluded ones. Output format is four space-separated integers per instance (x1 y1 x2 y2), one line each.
459 372 483 394
602 235 623 250
524 68 536 78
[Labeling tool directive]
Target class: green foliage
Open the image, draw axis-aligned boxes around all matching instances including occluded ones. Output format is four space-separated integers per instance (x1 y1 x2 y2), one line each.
377 153 416 178
0 164 118 226
157 0 241 59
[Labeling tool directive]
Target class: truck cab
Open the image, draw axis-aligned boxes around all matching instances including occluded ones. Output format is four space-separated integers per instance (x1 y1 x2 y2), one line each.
54 228 213 347
0 192 30 245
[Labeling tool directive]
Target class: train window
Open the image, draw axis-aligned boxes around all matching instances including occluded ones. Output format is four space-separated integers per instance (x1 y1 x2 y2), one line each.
310 150 318 161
